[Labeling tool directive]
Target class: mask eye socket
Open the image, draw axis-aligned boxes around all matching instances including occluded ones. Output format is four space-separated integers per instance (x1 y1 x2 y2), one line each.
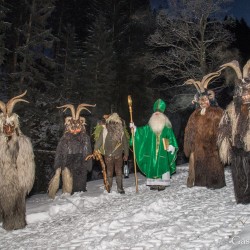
3 123 15 135
207 90 215 99
79 117 86 125
65 117 73 125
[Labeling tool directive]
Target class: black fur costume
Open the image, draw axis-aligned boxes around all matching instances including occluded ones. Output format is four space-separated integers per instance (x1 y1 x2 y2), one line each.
48 103 95 198
54 131 92 193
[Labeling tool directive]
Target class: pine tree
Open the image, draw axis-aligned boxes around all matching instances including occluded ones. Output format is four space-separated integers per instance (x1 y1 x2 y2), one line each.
5 0 56 93
0 0 11 97
0 0 10 66
54 23 85 102
83 14 116 119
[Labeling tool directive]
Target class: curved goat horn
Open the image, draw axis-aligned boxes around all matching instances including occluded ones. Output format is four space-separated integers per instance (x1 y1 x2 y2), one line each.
243 59 250 79
0 100 6 115
202 70 222 89
57 104 76 120
184 79 203 93
75 103 96 120
220 60 242 80
6 90 29 116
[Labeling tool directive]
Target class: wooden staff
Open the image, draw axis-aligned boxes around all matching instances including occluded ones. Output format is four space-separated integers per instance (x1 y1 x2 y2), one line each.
86 151 110 193
128 95 139 193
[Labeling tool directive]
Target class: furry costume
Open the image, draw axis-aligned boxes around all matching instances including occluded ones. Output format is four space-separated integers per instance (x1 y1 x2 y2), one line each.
48 103 94 198
94 113 129 194
184 71 226 188
184 106 225 188
0 91 35 230
217 60 250 204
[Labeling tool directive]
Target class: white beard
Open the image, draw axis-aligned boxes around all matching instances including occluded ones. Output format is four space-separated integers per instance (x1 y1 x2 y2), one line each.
148 112 172 134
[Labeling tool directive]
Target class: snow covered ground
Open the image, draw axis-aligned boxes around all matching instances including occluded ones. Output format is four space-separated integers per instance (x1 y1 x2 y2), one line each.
1 164 250 250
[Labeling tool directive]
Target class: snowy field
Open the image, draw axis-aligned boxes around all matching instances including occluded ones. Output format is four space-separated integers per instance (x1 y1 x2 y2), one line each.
1 164 250 250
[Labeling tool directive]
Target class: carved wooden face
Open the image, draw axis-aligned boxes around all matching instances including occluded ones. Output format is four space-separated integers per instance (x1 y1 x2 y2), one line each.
3 123 15 136
234 79 250 105
242 80 250 104
198 95 210 109
1 115 18 137
64 116 86 134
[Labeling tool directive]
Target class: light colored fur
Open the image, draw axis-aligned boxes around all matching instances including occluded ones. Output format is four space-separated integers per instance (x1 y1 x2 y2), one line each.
0 113 21 134
227 103 239 147
244 130 250 151
224 102 250 152
48 168 61 199
218 138 232 164
0 113 35 230
0 134 35 195
106 113 122 124
62 167 73 194
148 112 172 134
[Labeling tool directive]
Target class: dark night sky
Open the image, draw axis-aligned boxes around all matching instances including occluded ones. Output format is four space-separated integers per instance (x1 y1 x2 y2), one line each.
230 0 250 25
150 0 250 26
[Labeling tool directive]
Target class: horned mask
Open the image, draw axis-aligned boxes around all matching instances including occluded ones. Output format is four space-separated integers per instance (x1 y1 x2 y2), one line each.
0 90 29 136
184 70 223 114
219 60 250 104
58 103 96 134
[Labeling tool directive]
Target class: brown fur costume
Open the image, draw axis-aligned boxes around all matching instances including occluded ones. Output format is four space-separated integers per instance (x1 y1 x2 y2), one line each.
184 106 225 188
217 59 250 203
184 70 226 189
94 113 129 194
0 91 35 230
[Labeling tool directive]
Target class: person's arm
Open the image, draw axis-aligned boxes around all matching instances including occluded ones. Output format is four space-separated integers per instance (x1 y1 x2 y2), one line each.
166 128 178 154
94 130 104 151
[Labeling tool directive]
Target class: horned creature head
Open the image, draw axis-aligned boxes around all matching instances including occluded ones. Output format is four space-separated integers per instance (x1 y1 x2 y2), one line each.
219 60 250 104
58 103 96 134
184 70 223 113
0 90 29 136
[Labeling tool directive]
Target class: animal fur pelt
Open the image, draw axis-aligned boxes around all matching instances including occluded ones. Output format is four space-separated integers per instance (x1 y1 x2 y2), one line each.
48 132 92 198
0 91 35 231
48 168 61 199
0 130 35 230
218 101 250 203
184 106 225 189
217 59 250 204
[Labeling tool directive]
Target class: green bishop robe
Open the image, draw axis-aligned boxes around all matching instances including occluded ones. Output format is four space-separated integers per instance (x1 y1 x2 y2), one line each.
132 125 178 179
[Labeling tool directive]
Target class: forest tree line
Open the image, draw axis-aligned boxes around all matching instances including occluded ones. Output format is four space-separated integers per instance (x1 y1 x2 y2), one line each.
0 0 250 192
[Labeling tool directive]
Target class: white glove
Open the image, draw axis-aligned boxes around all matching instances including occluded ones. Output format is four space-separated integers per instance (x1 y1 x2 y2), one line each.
167 145 175 154
129 122 137 133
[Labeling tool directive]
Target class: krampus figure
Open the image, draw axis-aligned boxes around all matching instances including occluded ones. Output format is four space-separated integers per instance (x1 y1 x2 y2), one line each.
0 91 35 231
93 113 129 194
217 60 250 204
184 70 226 189
48 103 95 199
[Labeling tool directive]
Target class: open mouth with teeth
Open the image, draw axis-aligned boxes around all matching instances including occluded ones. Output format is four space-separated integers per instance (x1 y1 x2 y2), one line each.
69 128 82 134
